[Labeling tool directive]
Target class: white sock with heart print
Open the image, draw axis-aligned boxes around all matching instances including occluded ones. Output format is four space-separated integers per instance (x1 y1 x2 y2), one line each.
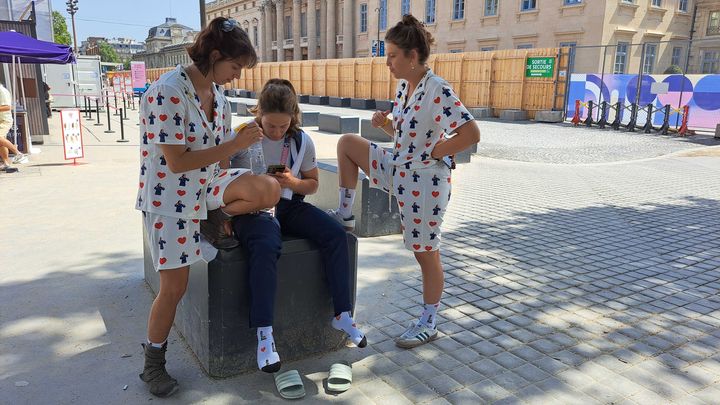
418 302 440 329
337 188 356 219
257 326 281 373
331 311 367 348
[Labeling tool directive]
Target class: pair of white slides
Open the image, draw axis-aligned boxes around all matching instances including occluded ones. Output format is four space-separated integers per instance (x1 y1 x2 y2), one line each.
274 362 353 400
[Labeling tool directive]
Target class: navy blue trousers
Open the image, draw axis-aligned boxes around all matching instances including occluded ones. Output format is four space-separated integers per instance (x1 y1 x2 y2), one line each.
232 212 282 328
232 198 353 328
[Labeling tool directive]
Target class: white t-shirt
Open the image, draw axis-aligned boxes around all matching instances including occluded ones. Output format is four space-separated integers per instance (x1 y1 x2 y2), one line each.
135 65 233 219
0 84 13 123
232 129 317 173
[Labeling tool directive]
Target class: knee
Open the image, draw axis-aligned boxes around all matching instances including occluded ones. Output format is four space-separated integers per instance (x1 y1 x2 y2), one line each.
259 175 281 206
337 134 357 154
158 283 187 303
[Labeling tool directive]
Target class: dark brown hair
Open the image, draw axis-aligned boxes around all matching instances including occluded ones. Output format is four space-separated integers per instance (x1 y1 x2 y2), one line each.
186 17 258 75
252 79 302 137
385 14 435 65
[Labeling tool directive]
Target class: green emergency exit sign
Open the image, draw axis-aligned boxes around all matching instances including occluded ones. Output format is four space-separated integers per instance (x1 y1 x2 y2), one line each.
525 57 555 78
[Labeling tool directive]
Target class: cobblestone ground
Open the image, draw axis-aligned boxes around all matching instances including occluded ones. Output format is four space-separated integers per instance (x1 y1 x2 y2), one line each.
344 154 720 404
477 120 720 164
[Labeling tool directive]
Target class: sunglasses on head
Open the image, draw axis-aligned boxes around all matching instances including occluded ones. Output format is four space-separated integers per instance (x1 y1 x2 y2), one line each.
221 18 240 32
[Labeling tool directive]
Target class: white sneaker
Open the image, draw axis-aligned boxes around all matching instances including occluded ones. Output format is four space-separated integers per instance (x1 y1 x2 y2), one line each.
326 209 355 231
11 153 28 164
395 321 438 349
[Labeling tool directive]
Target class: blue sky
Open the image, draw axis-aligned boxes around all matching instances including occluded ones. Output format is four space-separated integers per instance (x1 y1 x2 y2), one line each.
51 0 201 43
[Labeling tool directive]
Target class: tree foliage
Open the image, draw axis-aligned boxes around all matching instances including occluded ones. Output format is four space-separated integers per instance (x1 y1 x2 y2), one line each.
52 11 72 46
98 41 121 63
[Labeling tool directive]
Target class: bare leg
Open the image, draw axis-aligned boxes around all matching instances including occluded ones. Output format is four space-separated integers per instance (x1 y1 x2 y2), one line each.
336 134 371 189
147 266 189 343
0 145 9 166
414 250 444 304
221 174 281 215
0 137 20 156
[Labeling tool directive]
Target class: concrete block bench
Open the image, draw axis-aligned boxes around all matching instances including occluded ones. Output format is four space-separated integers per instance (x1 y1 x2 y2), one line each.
360 119 392 142
309 96 329 105
329 97 351 107
234 102 256 117
318 114 359 134
468 107 492 119
499 109 528 121
375 100 393 112
535 110 564 123
297 94 310 104
301 111 320 127
143 230 358 377
305 161 401 237
350 98 376 110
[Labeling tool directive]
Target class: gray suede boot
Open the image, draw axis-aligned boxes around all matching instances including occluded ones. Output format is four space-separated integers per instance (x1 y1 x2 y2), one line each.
139 342 179 397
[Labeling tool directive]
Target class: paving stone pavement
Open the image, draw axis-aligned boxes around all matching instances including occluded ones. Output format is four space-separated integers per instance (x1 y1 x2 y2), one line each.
349 154 720 404
2 104 720 404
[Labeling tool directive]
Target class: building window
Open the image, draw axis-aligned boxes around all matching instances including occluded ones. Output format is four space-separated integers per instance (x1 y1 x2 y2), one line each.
651 0 662 7
559 41 577 48
521 0 537 11
564 0 582 4
425 0 436 24
709 11 720 36
485 0 498 16
401 0 411 16
678 0 689 12
379 0 387 30
614 42 628 73
316 10 321 37
481 46 495 51
671 46 683 67
301 12 307 37
643 43 657 74
453 0 464 20
702 50 720 73
517 43 533 49
253 26 258 47
360 4 368 33
449 49 462 53
285 16 292 39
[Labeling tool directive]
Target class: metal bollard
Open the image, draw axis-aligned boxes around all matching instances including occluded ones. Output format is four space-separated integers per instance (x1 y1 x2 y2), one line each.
94 98 103 126
114 93 120 116
117 108 128 143
104 102 114 134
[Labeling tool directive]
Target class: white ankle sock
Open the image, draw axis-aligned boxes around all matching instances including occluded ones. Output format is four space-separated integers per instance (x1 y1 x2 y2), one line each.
147 339 166 349
419 302 440 329
331 311 367 347
257 326 280 372
338 188 356 218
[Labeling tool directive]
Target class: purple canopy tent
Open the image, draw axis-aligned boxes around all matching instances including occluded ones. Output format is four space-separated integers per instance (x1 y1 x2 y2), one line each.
0 31 74 151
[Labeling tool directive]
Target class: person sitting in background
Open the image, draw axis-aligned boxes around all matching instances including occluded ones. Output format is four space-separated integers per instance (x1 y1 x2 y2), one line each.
0 82 28 173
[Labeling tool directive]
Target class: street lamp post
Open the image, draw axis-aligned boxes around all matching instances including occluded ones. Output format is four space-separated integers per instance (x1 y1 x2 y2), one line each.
66 0 79 54
374 7 380 57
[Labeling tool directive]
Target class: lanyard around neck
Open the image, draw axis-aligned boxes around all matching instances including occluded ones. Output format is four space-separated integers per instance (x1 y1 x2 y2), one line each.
279 136 291 166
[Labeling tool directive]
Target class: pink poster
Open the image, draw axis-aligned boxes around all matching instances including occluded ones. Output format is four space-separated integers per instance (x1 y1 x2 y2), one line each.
131 61 147 92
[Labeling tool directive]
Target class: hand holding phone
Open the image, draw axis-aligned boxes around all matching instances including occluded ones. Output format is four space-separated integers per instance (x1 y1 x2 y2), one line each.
266 164 286 174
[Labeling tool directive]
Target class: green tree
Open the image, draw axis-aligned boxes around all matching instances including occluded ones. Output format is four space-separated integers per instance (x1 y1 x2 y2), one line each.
52 11 72 46
663 65 684 74
98 41 121 64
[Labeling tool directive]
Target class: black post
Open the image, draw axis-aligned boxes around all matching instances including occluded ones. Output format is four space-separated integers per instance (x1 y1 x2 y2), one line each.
611 102 622 130
122 101 129 121
659 104 671 135
104 101 114 133
84 96 89 118
597 101 609 129
117 108 128 142
643 104 654 133
626 104 638 132
122 92 127 112
94 98 102 126
131 92 136 110
114 93 120 116
583 100 594 127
